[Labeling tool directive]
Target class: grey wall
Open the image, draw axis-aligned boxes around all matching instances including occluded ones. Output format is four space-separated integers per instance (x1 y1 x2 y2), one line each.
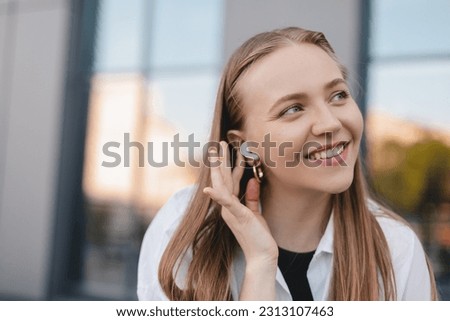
0 0 70 299
223 0 362 88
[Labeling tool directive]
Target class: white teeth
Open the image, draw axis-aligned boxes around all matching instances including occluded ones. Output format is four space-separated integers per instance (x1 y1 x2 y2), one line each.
308 143 346 160
333 144 344 156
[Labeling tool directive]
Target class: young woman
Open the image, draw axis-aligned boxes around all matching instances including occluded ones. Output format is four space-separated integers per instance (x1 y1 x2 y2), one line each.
137 27 438 301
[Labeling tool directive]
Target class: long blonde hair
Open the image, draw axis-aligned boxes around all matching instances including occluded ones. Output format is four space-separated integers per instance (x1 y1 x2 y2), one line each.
158 27 438 300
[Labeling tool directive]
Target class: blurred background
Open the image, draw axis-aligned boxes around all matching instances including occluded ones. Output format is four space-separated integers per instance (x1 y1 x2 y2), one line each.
0 0 448 300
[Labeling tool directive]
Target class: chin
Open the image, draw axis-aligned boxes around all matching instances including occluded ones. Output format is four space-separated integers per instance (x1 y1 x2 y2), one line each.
322 173 354 194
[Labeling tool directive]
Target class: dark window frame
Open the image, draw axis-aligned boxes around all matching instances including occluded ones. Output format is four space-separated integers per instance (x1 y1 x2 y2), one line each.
48 0 100 300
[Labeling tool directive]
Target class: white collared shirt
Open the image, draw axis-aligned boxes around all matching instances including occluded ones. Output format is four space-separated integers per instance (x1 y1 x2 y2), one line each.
137 185 433 300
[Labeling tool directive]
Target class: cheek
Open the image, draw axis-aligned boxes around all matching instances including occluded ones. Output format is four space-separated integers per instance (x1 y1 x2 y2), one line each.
251 127 309 168
353 109 364 140
342 104 364 141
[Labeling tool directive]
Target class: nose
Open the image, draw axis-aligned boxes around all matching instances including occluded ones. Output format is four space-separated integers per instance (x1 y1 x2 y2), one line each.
311 105 342 137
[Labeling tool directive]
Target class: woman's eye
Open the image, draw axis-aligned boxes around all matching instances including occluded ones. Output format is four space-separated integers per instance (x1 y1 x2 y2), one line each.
281 105 303 116
331 90 350 102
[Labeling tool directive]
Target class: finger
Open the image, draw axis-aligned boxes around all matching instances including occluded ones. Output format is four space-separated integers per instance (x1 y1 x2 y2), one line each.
221 141 232 169
203 187 245 217
245 178 260 214
207 146 221 169
220 141 233 188
232 149 245 195
209 152 226 192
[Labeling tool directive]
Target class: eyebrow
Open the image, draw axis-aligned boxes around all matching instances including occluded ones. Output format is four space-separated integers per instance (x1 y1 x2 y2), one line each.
269 78 348 113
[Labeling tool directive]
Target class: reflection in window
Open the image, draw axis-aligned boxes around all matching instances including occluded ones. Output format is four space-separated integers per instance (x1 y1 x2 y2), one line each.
367 0 450 299
95 0 145 72
150 0 224 68
370 0 450 58
81 0 223 299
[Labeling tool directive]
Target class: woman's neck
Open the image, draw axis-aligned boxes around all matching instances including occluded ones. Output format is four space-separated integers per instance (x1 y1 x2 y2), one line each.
260 182 332 253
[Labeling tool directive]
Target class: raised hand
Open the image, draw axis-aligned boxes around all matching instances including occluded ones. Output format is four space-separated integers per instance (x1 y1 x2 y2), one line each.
203 141 278 300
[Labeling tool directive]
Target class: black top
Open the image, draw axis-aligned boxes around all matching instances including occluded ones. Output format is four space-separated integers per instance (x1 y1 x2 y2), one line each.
277 247 315 301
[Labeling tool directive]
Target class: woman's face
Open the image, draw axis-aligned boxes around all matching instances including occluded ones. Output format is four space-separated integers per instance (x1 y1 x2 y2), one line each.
233 43 364 194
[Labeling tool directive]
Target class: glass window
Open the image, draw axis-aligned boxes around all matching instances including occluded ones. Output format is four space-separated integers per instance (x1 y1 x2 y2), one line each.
79 0 224 299
94 0 146 72
368 60 450 131
149 70 220 141
371 0 450 58
149 0 224 68
367 0 450 299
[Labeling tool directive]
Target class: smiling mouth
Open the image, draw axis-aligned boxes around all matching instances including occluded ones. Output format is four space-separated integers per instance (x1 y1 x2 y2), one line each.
304 141 350 161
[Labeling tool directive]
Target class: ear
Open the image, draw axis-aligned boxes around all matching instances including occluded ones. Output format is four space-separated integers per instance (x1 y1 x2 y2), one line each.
226 129 245 145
